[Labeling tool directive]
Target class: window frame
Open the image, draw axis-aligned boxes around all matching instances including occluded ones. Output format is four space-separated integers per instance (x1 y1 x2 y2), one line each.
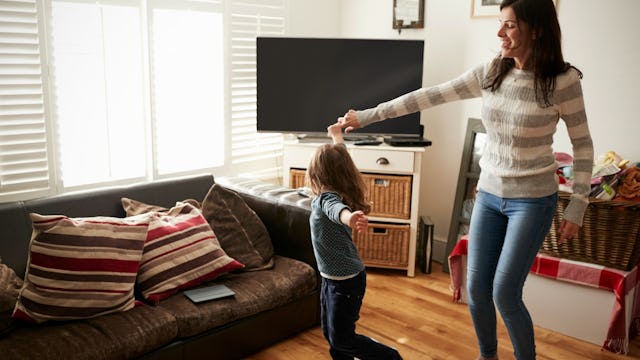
0 0 288 203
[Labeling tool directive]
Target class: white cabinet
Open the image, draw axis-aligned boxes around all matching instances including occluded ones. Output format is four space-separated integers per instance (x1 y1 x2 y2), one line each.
283 141 424 276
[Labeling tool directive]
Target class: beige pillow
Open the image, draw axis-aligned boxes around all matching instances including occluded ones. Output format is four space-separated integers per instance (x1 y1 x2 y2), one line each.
1 264 22 338
13 213 150 323
200 184 274 271
0 264 22 302
136 202 244 304
121 197 201 217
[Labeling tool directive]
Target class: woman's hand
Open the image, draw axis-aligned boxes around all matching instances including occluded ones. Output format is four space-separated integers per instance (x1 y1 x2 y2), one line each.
558 219 579 244
338 109 361 134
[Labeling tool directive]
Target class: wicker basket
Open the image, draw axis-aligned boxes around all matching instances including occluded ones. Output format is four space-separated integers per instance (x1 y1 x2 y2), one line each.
361 173 412 220
540 192 640 271
354 223 410 267
289 168 306 189
289 169 412 220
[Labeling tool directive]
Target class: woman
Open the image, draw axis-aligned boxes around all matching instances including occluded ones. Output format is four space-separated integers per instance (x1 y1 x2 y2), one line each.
338 0 593 359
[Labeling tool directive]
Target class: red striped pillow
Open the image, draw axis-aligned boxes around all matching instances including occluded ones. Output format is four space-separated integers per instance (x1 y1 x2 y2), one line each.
13 213 151 323
137 202 244 304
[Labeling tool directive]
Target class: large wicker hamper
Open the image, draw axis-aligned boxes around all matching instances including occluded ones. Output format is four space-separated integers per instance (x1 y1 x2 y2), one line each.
540 192 640 271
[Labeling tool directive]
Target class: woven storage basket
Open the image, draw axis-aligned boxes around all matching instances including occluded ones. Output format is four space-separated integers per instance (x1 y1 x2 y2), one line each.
354 223 410 267
362 173 412 220
289 168 306 189
540 192 640 271
291 169 412 220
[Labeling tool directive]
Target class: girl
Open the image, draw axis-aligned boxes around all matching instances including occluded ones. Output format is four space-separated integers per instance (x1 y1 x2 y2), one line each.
306 123 403 360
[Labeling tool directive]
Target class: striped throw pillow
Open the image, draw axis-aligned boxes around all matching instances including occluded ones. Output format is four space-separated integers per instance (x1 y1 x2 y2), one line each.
13 213 151 323
137 202 244 304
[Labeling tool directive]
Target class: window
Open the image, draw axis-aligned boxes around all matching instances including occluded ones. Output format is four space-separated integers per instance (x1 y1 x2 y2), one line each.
228 0 284 179
0 0 287 202
0 0 52 200
150 2 225 175
50 0 148 187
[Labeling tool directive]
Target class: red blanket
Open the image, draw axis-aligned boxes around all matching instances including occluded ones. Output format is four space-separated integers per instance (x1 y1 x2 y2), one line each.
448 236 640 354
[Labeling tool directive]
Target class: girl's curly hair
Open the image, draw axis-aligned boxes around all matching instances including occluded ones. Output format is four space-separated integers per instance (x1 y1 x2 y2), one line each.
306 143 371 214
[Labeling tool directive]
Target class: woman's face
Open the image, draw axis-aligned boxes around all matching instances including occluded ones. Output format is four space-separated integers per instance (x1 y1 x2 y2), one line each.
498 6 535 69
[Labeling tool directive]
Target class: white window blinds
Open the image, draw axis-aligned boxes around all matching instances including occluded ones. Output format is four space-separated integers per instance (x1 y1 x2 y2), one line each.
1 0 289 202
0 0 51 201
50 0 148 187
229 0 284 170
149 0 225 176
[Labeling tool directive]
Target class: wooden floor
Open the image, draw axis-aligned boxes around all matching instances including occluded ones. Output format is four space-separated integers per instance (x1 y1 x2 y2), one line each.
248 262 640 360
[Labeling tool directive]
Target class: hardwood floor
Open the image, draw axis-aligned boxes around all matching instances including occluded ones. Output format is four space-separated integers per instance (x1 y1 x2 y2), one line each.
248 262 640 360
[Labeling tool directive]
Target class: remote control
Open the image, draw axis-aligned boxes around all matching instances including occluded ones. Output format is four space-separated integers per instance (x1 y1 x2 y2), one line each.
353 139 382 146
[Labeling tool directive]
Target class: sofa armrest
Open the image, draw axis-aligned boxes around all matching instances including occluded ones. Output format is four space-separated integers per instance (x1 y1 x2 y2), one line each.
214 177 316 270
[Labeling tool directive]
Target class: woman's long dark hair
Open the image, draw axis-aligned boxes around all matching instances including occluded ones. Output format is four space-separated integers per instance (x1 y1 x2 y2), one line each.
483 0 582 107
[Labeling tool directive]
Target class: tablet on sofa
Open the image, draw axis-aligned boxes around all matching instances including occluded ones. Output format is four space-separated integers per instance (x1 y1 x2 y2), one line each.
183 284 235 303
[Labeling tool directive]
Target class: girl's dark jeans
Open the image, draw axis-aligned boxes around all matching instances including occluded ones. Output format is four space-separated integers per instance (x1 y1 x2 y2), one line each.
320 271 403 360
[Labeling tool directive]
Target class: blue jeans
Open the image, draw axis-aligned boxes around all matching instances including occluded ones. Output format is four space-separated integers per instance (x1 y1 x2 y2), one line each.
466 190 557 360
320 271 402 360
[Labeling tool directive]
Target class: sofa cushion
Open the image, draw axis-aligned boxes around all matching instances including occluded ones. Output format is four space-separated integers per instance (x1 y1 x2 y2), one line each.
157 255 317 338
201 184 275 271
13 213 151 323
0 303 179 360
137 202 244 304
0 264 22 338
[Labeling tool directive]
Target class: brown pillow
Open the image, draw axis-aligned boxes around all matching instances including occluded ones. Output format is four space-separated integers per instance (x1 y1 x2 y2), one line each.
200 184 274 271
1 264 23 338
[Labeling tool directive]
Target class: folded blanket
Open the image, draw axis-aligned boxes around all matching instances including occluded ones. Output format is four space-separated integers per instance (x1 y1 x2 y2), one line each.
448 236 640 355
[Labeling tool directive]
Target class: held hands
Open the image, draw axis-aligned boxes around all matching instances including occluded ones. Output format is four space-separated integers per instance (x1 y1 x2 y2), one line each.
338 109 361 134
558 219 579 244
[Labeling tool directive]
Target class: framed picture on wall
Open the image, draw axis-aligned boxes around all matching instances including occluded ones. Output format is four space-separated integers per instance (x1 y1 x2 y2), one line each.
471 0 557 18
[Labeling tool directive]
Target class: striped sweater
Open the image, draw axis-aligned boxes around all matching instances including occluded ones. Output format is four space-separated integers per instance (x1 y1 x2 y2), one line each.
357 61 594 226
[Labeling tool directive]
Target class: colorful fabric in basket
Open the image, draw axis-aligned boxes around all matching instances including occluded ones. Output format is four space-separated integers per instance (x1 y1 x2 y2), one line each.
448 235 640 355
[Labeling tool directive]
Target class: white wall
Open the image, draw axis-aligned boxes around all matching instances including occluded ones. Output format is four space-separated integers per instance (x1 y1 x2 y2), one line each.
339 0 483 261
556 0 640 159
290 0 640 262
288 0 341 37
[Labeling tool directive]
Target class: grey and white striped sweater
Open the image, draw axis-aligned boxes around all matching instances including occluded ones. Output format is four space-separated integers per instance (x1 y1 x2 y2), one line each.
356 62 594 226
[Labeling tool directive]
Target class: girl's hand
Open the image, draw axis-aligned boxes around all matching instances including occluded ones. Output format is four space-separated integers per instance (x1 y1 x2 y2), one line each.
327 122 344 144
558 219 579 244
349 210 369 233
338 109 361 134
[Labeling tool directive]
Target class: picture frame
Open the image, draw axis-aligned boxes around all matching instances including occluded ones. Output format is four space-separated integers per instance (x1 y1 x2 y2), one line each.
393 0 425 33
471 0 557 18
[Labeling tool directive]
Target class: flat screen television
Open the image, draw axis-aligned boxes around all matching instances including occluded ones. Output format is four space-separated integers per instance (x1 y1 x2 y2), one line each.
257 37 424 139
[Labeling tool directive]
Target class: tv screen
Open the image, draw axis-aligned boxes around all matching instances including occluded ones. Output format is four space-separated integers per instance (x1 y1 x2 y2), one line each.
257 37 424 138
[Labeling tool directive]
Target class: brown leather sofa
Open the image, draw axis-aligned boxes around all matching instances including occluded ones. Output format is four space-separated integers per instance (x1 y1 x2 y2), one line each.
0 174 319 360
